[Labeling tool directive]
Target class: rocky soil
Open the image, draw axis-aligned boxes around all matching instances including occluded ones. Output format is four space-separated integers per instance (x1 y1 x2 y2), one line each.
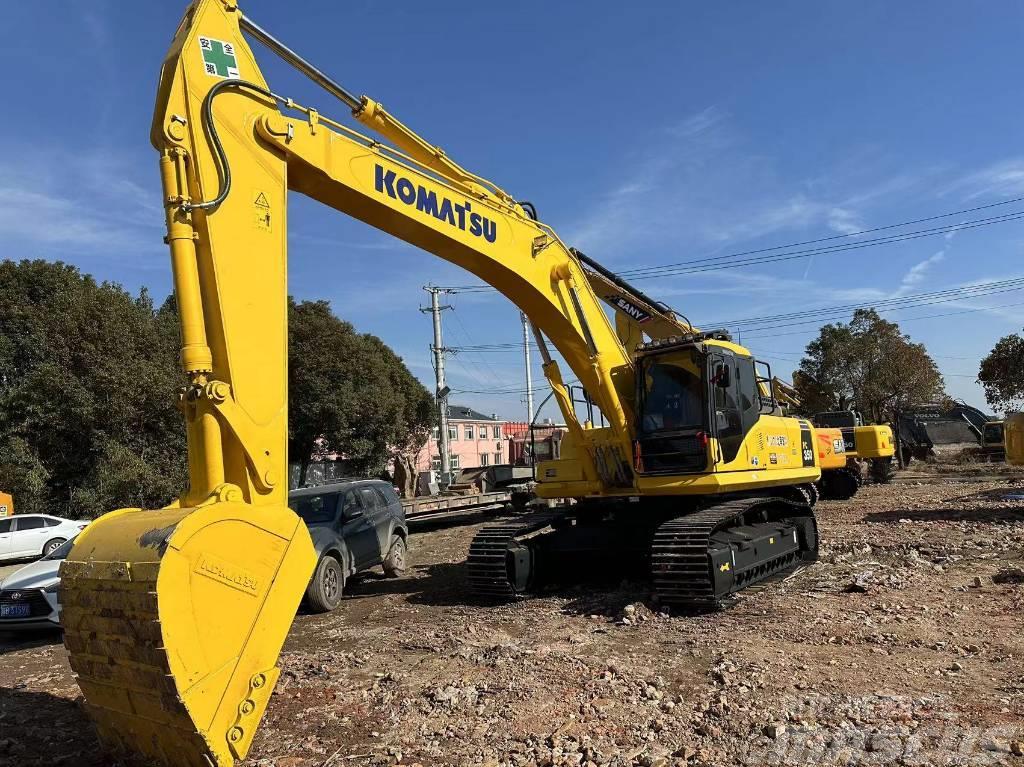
1 463 1023 766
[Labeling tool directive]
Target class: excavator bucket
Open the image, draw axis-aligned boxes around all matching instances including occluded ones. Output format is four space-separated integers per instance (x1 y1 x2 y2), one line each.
61 501 316 767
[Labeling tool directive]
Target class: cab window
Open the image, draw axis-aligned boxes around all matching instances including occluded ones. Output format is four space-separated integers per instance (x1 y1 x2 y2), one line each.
711 355 759 463
0 519 11 534
640 349 706 433
736 358 760 435
15 516 45 531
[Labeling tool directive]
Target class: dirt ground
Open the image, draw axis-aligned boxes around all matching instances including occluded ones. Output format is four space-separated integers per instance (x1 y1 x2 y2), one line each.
2 460 1024 767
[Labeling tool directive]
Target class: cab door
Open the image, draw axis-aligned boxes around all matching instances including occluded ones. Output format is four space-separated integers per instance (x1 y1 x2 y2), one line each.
710 354 743 465
710 354 761 469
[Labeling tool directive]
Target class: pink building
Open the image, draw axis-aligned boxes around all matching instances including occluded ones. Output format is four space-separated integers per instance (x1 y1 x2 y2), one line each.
413 405 507 488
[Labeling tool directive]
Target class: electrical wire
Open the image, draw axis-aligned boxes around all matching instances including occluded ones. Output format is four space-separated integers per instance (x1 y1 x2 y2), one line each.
739 298 1024 340
433 198 1024 293
710 277 1024 329
442 280 1024 352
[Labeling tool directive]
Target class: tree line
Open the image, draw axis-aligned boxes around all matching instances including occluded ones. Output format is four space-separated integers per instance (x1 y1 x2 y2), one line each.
0 259 432 518
794 306 1024 421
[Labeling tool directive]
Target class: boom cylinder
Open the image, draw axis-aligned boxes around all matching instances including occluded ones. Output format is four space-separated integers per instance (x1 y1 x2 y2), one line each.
161 151 213 375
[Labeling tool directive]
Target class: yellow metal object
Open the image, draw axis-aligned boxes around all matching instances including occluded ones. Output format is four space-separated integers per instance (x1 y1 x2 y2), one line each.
0 491 12 517
851 423 895 459
63 502 315 766
1006 413 1024 465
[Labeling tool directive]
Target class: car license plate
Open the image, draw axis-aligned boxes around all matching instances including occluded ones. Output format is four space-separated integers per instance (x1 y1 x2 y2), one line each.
0 603 30 618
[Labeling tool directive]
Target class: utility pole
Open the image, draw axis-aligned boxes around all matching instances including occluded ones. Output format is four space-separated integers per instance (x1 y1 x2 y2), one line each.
521 312 535 424
422 286 452 489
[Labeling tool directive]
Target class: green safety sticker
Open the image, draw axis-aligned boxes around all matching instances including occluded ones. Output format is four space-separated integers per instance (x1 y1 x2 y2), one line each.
199 36 239 79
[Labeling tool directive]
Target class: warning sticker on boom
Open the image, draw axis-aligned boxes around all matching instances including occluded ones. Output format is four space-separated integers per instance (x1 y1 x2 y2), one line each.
254 191 271 231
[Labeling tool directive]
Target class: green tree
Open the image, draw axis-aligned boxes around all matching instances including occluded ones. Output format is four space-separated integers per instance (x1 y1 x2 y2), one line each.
978 332 1024 413
0 260 433 515
795 309 945 422
288 299 433 486
0 260 186 518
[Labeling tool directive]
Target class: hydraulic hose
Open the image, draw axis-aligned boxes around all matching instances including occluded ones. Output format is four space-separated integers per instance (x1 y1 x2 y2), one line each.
185 79 286 213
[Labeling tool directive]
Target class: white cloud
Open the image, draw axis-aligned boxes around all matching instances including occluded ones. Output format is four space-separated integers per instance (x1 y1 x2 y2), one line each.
665 106 728 141
942 158 1024 200
563 108 921 265
899 250 946 290
826 207 863 235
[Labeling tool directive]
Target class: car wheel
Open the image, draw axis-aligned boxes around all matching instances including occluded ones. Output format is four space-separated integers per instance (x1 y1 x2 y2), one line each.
43 538 66 556
382 534 407 578
305 556 344 613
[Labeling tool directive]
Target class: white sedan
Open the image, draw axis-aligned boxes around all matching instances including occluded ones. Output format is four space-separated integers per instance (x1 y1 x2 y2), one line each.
0 514 88 563
0 537 74 629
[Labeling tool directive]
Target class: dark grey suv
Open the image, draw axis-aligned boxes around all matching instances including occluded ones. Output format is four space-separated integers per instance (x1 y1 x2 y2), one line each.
289 479 409 612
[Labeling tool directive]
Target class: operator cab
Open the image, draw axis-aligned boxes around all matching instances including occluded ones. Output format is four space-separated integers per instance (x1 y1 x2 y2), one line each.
634 331 768 474
983 421 1004 447
812 410 863 452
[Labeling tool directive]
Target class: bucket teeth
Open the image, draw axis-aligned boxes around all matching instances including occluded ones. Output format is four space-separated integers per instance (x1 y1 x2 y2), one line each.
62 567 217 767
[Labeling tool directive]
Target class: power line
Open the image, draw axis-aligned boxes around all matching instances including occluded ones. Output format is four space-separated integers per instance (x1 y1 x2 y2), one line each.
446 300 509 390
621 211 1024 279
739 283 1024 335
740 298 1024 340
435 196 1024 292
443 279 1024 353
710 277 1024 329
616 209 1024 277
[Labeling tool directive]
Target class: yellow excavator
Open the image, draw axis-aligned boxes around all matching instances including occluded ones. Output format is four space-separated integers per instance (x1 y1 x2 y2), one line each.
581 258 864 499
62 3 824 764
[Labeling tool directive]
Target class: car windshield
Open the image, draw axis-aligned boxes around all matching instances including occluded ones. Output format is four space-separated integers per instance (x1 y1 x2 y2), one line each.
43 536 77 561
291 493 336 525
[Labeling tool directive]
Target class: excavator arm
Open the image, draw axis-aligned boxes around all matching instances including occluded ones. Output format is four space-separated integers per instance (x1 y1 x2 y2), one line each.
61 3 640 765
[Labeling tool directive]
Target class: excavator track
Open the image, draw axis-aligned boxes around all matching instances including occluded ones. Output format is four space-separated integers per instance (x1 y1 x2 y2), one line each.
820 466 861 500
467 511 567 599
651 497 817 609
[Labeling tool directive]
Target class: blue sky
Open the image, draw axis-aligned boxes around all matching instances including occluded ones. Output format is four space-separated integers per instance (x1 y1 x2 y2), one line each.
4 1 1024 420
